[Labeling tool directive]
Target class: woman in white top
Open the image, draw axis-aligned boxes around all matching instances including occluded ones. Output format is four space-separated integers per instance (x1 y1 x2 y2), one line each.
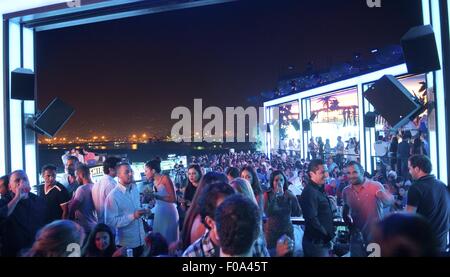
144 159 179 245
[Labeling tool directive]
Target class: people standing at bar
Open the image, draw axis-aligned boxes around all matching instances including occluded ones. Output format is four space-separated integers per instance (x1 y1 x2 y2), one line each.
406 155 450 253
105 162 146 257
92 156 121 224
299 159 334 257
342 161 394 257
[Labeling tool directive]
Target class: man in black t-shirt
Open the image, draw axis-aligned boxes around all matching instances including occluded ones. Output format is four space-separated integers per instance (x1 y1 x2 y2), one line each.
406 155 449 253
39 164 71 224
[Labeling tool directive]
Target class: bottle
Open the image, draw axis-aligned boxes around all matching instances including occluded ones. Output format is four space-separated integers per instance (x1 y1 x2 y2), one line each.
126 248 133 257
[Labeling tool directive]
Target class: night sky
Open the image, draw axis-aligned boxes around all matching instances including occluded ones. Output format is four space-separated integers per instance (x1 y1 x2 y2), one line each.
36 0 422 139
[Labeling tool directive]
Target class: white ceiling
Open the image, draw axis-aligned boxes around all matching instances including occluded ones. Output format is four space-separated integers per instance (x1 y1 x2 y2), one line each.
0 0 69 15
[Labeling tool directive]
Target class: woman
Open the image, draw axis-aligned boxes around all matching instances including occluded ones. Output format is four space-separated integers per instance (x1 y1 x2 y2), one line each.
240 166 264 213
82 223 116 257
145 159 179 245
263 170 301 251
180 172 228 250
182 164 202 210
25 220 85 257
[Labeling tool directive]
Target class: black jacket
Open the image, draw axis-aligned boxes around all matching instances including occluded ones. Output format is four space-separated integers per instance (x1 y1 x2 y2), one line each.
300 181 335 242
0 193 47 256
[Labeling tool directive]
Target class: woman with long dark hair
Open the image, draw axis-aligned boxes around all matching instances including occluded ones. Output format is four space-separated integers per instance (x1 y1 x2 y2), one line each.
240 166 264 212
180 172 228 250
83 223 117 257
263 170 301 252
182 164 202 210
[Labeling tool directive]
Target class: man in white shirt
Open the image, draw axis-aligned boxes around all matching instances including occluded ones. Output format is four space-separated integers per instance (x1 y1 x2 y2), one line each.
105 162 147 257
58 155 80 198
92 157 121 223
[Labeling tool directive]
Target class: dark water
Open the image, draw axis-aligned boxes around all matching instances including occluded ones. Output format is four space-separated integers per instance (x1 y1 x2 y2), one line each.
38 141 256 172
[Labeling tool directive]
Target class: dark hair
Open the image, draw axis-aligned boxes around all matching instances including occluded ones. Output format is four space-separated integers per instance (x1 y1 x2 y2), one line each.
346 161 365 176
240 166 262 195
226 167 240 179
376 213 437 257
145 159 161 173
26 220 85 257
187 164 203 183
41 164 57 174
408 155 432 174
199 182 235 229
0 175 10 191
181 171 228 249
144 232 169 257
307 159 326 178
269 170 289 191
82 223 116 257
67 155 79 163
76 164 91 178
103 157 122 175
215 194 260 256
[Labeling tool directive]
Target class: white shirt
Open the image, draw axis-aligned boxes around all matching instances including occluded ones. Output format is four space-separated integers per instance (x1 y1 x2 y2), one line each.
92 175 117 224
105 182 145 248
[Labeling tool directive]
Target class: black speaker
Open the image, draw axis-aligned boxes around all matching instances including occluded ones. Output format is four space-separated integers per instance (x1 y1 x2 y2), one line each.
401 25 441 74
266 123 271 133
364 75 422 130
34 98 75 137
11 68 35 100
302 119 311 131
364 112 377 128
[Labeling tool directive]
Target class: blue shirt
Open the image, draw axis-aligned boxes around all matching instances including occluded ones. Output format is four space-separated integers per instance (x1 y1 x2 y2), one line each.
105 182 145 248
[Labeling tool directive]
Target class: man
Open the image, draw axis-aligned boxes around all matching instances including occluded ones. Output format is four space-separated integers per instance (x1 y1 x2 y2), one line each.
69 164 98 236
326 157 338 176
335 136 345 167
215 194 261 257
225 167 239 183
373 213 437 257
105 162 147 257
342 161 394 257
60 155 80 197
406 154 449 253
0 170 46 256
39 164 71 224
92 156 121 223
397 133 411 179
182 182 236 257
299 159 334 257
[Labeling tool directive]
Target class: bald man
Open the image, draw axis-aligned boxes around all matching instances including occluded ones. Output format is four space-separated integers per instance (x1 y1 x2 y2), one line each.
0 170 47 256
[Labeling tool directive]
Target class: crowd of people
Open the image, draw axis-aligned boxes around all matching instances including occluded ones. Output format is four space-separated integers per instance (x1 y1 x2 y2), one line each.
0 141 449 257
